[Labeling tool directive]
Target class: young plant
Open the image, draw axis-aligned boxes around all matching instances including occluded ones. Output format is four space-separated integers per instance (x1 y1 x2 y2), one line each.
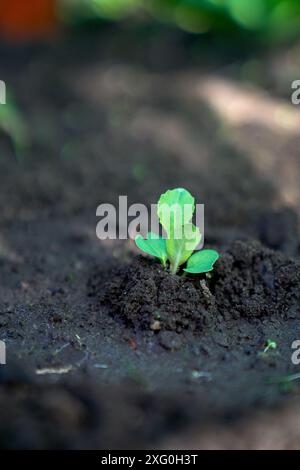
135 188 219 275
268 372 300 393
258 339 278 358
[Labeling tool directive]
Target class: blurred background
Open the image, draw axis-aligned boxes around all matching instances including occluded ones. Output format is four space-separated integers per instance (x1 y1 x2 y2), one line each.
1 0 300 42
0 0 299 242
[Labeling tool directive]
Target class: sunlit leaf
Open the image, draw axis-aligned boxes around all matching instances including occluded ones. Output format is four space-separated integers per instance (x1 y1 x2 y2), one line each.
184 249 219 274
135 232 167 266
157 187 194 234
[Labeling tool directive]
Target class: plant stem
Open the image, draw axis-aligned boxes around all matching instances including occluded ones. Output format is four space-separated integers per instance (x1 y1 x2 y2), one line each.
170 262 178 275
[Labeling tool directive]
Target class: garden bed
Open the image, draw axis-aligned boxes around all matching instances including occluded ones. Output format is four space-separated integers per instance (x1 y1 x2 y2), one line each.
0 31 299 449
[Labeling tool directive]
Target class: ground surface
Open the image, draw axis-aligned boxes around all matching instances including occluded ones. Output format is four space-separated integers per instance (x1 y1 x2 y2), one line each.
0 30 300 449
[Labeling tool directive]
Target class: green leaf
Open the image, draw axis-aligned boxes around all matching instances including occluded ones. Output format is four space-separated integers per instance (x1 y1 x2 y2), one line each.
135 232 168 266
157 188 195 234
167 224 201 274
184 249 219 274
0 90 30 159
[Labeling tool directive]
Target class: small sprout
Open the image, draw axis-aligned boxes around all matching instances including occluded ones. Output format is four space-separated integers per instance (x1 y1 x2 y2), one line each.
280 372 300 382
258 339 277 358
267 372 300 393
264 339 277 352
135 188 219 275
279 372 300 383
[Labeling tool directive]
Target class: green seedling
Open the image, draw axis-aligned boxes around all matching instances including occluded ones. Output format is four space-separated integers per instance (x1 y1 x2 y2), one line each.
135 188 219 275
267 372 300 393
259 339 277 358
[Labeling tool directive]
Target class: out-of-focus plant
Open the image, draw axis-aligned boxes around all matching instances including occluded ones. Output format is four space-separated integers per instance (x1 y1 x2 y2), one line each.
60 0 142 23
1 0 299 43
0 91 30 159
268 372 300 392
60 0 300 43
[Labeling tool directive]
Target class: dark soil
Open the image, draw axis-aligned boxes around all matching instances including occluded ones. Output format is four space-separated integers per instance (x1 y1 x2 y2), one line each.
97 240 300 333
0 30 300 449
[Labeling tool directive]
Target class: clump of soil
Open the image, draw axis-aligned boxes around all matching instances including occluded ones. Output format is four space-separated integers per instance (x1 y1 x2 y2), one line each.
214 240 300 320
93 240 300 333
89 255 216 333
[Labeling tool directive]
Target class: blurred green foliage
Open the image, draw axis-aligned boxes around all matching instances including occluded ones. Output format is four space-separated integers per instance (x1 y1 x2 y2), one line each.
60 0 141 22
0 91 30 159
61 0 300 42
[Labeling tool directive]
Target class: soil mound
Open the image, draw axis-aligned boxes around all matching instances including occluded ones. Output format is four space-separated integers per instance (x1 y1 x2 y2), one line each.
91 240 300 333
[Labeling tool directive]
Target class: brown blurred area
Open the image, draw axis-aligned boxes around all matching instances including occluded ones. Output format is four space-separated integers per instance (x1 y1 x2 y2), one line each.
0 0 57 40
